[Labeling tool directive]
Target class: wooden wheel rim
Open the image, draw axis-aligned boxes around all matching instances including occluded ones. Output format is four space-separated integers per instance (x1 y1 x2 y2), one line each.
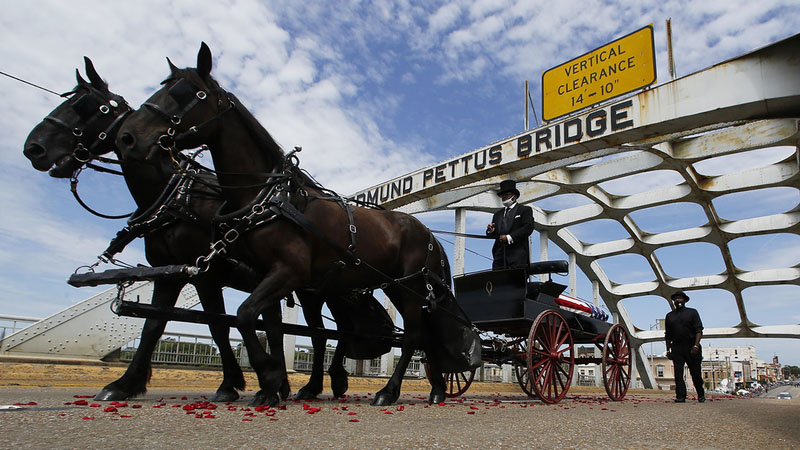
514 364 535 397
602 323 632 401
527 310 574 404
425 363 476 398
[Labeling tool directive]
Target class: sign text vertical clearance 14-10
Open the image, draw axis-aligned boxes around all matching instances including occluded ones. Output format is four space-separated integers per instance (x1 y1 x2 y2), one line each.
542 25 656 121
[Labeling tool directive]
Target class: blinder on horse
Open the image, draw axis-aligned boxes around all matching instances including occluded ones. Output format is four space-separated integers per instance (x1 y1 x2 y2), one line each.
141 77 232 159
44 87 130 163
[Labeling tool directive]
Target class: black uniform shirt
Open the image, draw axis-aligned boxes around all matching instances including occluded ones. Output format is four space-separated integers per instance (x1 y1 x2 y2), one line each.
664 306 703 346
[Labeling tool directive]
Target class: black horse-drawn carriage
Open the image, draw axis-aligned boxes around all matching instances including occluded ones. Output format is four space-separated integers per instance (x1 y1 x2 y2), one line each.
436 262 631 403
69 258 632 404
27 45 630 406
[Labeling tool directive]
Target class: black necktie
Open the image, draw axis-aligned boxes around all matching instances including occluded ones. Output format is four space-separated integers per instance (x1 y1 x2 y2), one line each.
501 207 512 231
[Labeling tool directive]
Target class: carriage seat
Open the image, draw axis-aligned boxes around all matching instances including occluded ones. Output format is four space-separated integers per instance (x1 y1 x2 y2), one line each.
527 260 568 275
525 260 568 300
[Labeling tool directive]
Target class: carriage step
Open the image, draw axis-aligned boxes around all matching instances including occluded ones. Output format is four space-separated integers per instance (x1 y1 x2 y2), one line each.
68 264 198 287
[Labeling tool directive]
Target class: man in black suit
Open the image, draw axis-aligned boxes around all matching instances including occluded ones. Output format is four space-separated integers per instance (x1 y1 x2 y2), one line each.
486 179 534 270
665 291 705 403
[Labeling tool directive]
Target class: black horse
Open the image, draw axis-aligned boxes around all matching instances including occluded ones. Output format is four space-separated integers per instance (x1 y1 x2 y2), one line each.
22 58 374 402
116 43 481 406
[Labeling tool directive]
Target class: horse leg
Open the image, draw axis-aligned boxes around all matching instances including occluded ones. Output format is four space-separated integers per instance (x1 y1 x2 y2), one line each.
424 349 448 404
372 341 413 406
294 292 326 400
328 343 349 398
95 280 182 401
372 289 424 406
261 302 290 401
237 273 295 407
193 282 246 402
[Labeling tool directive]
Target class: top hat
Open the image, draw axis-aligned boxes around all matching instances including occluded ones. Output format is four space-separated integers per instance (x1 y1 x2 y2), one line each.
670 291 690 302
497 179 520 197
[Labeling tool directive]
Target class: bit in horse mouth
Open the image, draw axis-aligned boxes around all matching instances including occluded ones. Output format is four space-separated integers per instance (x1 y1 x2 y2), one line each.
49 154 77 176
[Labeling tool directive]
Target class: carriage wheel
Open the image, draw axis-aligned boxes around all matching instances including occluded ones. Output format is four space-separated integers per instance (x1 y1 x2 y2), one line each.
602 323 632 401
424 363 476 398
514 364 535 397
527 310 574 404
511 340 535 397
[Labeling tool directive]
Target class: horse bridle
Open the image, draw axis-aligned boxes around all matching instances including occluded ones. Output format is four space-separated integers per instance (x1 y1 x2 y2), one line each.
141 77 234 163
45 86 131 165
43 86 135 219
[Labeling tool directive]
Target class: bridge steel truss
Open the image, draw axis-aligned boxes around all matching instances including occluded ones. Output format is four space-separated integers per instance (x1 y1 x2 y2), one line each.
354 34 800 388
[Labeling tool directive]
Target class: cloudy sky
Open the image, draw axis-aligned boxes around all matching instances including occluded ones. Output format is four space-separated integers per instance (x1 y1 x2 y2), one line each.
1 1 798 367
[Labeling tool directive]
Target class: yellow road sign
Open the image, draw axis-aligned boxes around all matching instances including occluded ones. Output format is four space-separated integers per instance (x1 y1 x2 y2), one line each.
542 25 656 121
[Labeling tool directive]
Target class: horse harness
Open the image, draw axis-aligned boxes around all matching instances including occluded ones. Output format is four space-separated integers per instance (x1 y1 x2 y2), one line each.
101 157 212 261
46 85 134 219
136 75 460 316
46 84 132 164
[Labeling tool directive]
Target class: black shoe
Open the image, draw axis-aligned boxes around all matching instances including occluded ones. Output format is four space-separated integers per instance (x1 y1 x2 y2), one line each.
674 399 686 403
698 397 706 403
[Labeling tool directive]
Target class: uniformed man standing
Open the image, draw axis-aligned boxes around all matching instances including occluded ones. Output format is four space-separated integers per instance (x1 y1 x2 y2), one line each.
485 180 534 270
664 291 706 403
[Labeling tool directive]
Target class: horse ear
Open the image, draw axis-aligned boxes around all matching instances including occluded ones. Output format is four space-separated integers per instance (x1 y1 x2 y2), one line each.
76 68 88 87
197 41 212 79
83 56 108 91
167 57 179 75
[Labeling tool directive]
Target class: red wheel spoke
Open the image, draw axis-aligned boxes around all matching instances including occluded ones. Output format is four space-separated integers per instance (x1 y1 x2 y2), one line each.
602 324 631 401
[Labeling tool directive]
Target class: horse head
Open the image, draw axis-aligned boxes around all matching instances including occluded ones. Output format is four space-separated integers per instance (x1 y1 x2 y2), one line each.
23 57 130 178
117 43 289 197
117 43 232 162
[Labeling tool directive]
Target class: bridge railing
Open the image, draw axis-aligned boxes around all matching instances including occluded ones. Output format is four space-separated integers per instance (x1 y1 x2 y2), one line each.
0 314 40 341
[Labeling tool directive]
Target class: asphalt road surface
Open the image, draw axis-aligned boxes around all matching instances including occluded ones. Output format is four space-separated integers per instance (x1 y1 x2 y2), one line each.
1 386 798 449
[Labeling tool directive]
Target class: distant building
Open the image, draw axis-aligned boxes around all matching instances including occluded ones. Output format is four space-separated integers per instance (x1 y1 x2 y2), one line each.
640 345 779 393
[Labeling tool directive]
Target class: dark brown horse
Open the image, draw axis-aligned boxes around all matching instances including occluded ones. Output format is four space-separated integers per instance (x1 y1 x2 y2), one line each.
22 58 365 402
116 43 481 406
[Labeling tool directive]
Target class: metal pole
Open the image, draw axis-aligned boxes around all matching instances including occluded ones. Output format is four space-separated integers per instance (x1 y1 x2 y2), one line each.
666 18 677 80
524 80 529 130
454 208 467 275
538 230 549 282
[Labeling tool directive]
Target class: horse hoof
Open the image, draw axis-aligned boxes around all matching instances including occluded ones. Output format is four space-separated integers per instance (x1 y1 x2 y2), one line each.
210 390 240 403
371 392 397 406
428 392 446 404
330 373 349 399
279 379 291 401
293 388 319 401
248 391 280 407
94 389 129 402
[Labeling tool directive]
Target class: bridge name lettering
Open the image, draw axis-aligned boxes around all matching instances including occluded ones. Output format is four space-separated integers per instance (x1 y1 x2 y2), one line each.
353 99 634 206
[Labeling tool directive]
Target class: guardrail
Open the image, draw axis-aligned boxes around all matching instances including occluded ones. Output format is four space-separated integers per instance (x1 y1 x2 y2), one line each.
0 314 40 341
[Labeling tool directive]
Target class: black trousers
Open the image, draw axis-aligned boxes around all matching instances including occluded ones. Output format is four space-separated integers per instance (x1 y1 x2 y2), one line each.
672 345 705 400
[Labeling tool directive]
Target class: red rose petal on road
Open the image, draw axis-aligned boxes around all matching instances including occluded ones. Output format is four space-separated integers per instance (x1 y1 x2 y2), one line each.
104 407 118 413
89 404 101 408
81 416 94 420
348 419 359 422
